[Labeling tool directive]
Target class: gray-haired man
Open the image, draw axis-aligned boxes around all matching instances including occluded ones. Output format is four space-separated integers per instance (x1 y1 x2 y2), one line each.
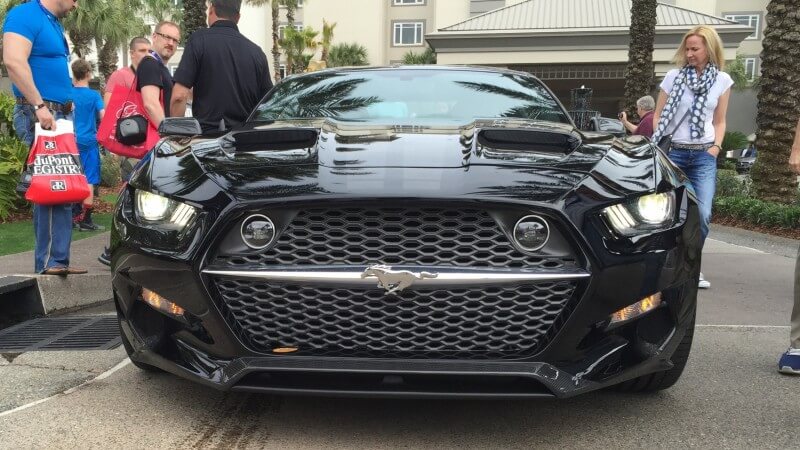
620 95 656 138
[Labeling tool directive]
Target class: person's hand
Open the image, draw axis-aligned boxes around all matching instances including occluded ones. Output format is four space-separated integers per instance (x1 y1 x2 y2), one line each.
707 144 721 158
789 146 800 174
35 107 56 131
619 111 627 122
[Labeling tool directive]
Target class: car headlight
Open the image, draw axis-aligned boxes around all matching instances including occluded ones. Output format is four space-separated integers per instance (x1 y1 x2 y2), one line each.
602 191 676 236
135 190 197 228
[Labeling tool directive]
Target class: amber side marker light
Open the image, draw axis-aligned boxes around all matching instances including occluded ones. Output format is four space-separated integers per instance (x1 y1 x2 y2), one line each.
610 293 662 325
142 288 185 317
272 347 299 354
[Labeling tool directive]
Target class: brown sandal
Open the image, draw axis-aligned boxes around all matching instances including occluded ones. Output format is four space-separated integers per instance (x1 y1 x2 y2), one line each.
66 267 88 275
42 267 68 275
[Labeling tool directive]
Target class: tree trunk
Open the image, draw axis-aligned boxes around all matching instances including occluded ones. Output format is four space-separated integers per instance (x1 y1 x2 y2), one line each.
272 1 281 82
98 39 120 85
182 0 207 41
623 0 657 120
751 0 800 204
286 4 296 74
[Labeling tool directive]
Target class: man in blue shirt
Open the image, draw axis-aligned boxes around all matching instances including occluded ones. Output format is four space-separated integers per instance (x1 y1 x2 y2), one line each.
2 0 86 275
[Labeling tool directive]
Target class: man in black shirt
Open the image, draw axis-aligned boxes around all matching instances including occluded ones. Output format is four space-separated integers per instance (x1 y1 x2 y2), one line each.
138 21 181 129
171 0 272 134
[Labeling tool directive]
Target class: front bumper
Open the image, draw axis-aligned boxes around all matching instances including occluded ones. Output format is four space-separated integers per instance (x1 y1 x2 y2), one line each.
113 247 697 398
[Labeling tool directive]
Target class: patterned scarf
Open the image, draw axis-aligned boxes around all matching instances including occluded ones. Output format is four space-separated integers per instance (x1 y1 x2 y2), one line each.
652 63 719 143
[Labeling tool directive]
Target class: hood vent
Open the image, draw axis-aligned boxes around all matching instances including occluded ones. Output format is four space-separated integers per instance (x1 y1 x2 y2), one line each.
231 128 319 152
477 129 581 154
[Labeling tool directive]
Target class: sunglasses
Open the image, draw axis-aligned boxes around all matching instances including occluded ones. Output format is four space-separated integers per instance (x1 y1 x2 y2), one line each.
155 31 180 45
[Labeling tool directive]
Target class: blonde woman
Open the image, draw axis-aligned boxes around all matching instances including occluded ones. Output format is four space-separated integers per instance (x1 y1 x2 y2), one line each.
653 26 733 289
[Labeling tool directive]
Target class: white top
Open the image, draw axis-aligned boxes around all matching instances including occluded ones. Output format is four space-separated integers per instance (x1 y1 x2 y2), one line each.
659 69 734 144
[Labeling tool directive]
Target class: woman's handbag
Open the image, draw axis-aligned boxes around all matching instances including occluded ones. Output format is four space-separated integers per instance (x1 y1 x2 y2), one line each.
656 109 692 154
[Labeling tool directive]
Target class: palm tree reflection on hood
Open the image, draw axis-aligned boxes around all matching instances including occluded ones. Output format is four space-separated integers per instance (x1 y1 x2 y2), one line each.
255 75 380 121
456 75 569 123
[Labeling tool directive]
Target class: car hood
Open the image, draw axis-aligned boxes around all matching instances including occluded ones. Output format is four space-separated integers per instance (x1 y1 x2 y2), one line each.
150 120 658 204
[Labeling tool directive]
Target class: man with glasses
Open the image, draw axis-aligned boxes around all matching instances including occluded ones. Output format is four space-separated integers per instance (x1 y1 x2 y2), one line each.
171 0 272 134
2 0 86 275
138 21 181 129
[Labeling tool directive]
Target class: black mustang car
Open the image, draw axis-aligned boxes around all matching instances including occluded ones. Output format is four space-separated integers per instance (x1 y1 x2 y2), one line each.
111 66 701 398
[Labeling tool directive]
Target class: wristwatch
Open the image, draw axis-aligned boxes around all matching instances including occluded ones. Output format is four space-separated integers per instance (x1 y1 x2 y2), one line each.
35 103 47 111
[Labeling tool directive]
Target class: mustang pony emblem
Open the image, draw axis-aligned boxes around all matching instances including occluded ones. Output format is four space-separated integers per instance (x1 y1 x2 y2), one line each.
360 265 438 295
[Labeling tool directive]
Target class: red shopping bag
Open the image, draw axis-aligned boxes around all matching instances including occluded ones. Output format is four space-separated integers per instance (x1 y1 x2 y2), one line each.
25 120 90 205
96 82 160 158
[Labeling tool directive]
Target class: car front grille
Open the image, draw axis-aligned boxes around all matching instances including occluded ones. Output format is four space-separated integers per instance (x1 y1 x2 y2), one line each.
213 207 579 270
212 278 578 359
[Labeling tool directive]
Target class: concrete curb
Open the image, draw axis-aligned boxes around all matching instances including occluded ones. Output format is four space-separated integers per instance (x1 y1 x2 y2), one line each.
0 233 112 314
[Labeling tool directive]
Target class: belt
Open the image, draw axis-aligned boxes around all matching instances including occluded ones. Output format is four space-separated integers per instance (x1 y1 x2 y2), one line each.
15 98 73 114
671 142 713 151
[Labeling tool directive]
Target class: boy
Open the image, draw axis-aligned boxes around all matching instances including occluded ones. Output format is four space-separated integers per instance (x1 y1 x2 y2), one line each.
70 59 105 231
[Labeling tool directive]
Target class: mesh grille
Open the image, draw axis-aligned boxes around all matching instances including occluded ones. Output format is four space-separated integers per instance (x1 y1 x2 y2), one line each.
213 279 577 359
214 208 577 269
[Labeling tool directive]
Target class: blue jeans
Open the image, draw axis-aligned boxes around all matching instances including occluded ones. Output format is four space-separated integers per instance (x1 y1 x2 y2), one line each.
669 147 717 244
13 104 75 273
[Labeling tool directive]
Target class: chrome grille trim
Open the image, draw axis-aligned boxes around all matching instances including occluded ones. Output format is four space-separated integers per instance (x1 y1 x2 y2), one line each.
203 267 589 287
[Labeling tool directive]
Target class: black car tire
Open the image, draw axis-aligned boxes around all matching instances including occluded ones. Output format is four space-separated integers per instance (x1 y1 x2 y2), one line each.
614 313 695 393
118 318 162 373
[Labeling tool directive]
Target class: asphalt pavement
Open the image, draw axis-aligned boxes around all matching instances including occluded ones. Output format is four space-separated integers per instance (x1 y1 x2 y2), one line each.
0 226 798 449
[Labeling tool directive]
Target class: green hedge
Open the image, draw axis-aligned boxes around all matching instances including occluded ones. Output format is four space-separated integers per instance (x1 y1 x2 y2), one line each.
714 196 800 229
712 169 800 229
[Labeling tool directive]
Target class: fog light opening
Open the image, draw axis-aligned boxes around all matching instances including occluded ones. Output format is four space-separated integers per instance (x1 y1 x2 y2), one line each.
141 288 185 318
610 293 662 326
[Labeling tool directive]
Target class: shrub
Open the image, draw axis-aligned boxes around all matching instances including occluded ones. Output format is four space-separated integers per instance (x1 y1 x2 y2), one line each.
716 169 745 198
0 135 29 220
100 152 121 187
722 131 749 153
0 91 15 136
402 48 437 65
328 43 369 67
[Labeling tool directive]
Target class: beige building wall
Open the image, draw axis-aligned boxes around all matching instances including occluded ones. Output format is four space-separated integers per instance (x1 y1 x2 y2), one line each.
433 1 471 31
303 0 388 66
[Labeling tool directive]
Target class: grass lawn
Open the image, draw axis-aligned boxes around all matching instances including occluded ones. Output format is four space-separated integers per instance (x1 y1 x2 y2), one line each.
0 213 112 256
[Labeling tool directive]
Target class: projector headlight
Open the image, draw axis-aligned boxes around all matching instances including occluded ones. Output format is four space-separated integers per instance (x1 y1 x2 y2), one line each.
602 191 676 236
135 190 197 228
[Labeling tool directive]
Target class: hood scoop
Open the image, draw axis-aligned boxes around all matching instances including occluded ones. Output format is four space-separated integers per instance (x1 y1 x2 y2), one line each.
477 128 582 156
231 128 319 152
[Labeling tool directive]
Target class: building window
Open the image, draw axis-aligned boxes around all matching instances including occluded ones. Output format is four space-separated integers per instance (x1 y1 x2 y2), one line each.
278 23 304 40
393 22 424 46
744 57 757 81
393 0 424 5
724 14 760 40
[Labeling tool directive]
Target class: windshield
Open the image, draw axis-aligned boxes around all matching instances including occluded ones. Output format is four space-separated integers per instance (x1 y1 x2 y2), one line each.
251 69 571 125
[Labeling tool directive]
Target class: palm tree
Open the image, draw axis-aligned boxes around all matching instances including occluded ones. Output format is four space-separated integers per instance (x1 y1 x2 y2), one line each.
246 0 282 83
284 0 298 31
279 26 318 74
328 43 369 67
622 0 657 120
182 0 206 40
402 48 436 65
751 0 800 203
320 19 336 65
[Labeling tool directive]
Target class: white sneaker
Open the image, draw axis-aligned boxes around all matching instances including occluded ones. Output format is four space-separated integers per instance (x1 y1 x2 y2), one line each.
698 272 710 289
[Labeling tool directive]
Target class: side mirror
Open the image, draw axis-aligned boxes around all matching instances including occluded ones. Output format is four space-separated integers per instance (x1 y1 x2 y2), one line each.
158 117 202 137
